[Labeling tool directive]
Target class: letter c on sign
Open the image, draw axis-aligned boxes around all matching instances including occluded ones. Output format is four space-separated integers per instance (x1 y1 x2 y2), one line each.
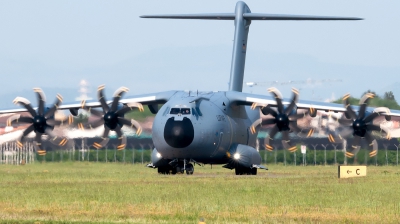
356 169 360 175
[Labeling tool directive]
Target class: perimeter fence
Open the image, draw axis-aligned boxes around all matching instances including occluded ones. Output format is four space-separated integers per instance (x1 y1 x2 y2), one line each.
1 147 399 166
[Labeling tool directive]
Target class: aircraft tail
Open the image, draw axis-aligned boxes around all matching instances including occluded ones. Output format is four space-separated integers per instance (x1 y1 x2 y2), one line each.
141 1 362 92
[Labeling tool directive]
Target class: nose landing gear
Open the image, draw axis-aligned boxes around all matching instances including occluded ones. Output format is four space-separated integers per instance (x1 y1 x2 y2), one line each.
163 159 194 175
175 159 194 175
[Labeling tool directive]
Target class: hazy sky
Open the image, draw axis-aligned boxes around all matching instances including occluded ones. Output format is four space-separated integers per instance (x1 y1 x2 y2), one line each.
0 0 399 107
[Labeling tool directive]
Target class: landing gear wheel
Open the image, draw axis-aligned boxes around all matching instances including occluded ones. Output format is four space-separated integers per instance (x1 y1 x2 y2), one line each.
176 165 185 174
186 164 194 175
235 166 257 175
158 165 175 175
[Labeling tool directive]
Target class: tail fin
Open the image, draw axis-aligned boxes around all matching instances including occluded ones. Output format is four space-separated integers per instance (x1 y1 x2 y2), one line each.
141 1 362 92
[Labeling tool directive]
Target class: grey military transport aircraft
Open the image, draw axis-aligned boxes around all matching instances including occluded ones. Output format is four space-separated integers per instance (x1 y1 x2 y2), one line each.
1 1 399 175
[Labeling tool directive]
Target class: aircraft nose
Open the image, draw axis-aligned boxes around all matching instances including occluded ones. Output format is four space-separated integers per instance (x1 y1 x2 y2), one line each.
164 117 194 148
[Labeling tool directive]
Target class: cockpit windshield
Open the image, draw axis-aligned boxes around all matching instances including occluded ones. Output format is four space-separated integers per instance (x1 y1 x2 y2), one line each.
170 108 191 115
170 108 181 114
181 108 190 115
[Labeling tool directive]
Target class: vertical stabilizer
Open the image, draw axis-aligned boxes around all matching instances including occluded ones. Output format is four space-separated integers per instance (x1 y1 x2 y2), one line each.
229 1 251 92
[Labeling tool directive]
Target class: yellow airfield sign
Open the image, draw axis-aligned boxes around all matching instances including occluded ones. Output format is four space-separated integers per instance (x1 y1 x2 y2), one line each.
338 166 367 178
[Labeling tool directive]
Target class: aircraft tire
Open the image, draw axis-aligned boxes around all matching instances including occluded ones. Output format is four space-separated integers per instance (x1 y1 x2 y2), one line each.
158 165 176 175
186 164 194 175
235 166 257 175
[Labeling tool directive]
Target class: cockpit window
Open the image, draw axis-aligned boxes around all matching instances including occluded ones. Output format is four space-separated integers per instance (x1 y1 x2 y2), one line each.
170 108 191 115
170 108 181 114
181 108 191 115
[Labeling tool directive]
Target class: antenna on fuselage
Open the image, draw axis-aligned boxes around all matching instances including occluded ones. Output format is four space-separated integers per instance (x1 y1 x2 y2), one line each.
140 1 362 93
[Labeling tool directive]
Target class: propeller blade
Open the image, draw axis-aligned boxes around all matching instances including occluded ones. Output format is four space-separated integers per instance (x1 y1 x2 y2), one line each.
289 121 301 133
97 85 110 113
367 124 381 132
111 87 129 112
358 93 374 119
75 118 105 131
261 118 276 126
34 88 46 116
85 107 104 117
364 132 377 151
47 114 76 126
288 112 307 121
45 127 68 146
268 87 284 114
86 119 105 129
338 127 353 138
93 127 110 149
114 126 127 150
338 118 353 126
13 97 37 117
282 130 289 141
34 132 46 155
369 140 378 157
17 124 35 147
250 118 262 134
117 117 142 136
290 122 315 138
284 88 299 115
7 115 33 126
116 106 139 116
261 106 277 117
264 126 279 151
351 135 361 149
281 130 297 152
364 112 380 123
342 94 357 120
44 94 63 119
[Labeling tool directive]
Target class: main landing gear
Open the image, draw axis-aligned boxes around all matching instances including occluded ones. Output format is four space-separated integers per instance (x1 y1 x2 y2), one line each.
235 166 257 175
158 159 195 175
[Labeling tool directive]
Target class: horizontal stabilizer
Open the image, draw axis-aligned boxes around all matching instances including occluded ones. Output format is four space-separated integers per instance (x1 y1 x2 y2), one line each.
140 13 362 21
140 13 235 20
243 13 362 20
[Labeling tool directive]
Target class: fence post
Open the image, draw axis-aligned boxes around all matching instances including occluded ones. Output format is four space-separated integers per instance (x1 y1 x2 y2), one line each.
264 150 267 165
395 144 399 166
274 145 279 165
283 149 286 166
383 144 389 166
114 146 117 163
321 144 327 165
123 148 126 164
105 148 108 163
132 146 135 164
311 144 318 166
332 144 338 165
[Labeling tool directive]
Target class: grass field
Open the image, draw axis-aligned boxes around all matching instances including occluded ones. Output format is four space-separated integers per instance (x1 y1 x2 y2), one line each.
0 163 399 223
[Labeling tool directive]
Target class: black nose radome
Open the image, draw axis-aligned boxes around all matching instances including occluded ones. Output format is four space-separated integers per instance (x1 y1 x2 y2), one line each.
164 117 194 148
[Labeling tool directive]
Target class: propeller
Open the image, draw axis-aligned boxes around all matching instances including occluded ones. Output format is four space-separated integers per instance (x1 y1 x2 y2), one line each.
250 88 313 152
328 93 390 158
81 85 144 150
7 88 70 155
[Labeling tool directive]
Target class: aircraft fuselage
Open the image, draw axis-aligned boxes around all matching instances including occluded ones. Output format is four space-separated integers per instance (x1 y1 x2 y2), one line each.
152 91 259 164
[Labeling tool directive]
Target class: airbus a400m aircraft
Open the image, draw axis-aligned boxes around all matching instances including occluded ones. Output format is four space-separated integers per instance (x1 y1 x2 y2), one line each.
1 1 399 175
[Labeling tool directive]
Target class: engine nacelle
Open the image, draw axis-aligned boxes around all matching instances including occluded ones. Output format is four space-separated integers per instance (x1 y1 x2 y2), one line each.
228 144 261 168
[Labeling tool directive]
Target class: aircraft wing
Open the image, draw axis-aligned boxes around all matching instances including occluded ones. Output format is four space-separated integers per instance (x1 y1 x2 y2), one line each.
225 91 400 117
0 90 178 115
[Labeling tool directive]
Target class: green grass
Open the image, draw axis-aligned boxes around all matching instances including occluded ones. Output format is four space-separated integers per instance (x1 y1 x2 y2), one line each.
0 163 400 223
